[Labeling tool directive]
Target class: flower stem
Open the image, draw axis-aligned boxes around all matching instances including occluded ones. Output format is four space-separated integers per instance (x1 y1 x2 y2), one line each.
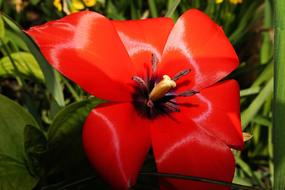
140 172 261 190
273 0 285 188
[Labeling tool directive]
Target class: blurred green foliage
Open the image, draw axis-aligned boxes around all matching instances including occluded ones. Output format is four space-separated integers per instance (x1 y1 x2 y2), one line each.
0 0 274 189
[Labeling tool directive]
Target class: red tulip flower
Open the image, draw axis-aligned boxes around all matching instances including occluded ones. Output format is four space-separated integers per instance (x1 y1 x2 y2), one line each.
27 9 244 190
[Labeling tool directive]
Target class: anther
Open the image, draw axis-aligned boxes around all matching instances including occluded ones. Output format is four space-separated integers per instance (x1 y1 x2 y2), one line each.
172 69 191 81
178 90 199 97
164 102 180 112
149 75 176 101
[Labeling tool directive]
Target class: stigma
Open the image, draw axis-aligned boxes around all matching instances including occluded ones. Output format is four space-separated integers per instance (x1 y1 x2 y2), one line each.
149 75 176 101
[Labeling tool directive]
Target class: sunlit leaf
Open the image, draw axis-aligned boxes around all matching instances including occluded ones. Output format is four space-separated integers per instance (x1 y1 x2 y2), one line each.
2 14 65 107
0 52 44 80
0 15 4 38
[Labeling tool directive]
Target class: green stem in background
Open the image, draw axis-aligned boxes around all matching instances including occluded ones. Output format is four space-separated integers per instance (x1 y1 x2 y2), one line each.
130 1 139 19
241 77 273 129
240 86 261 97
252 61 273 87
165 0 181 18
140 172 261 190
0 15 4 38
147 0 158 18
41 172 261 190
229 1 261 45
273 0 285 188
0 39 25 86
260 0 273 64
62 78 81 101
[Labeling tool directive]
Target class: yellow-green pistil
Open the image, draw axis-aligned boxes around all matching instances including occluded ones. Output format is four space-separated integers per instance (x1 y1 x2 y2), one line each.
149 75 176 102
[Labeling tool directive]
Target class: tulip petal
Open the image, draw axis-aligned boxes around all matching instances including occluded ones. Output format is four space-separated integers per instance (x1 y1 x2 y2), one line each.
113 18 174 76
27 11 134 101
178 80 244 150
151 113 235 190
82 103 151 189
159 9 239 92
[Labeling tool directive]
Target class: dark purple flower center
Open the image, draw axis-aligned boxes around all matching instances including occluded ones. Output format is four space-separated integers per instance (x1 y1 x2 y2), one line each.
131 54 197 119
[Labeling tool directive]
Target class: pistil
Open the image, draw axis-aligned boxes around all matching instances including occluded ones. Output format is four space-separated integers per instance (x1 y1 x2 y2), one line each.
149 75 176 102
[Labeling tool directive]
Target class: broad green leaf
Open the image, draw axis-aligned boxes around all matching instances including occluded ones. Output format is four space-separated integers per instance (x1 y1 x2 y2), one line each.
0 52 44 80
0 94 38 190
46 98 102 178
24 125 47 177
2 14 65 107
0 154 38 190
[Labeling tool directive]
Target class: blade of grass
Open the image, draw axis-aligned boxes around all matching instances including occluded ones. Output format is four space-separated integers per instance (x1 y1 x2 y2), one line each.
273 0 285 188
165 0 181 18
260 0 273 64
2 14 65 108
240 86 261 97
241 77 273 129
252 61 273 87
0 39 26 86
0 15 4 38
147 0 158 18
229 1 261 44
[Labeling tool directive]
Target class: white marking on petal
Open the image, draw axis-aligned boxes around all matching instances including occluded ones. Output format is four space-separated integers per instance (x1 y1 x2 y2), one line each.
117 32 161 62
91 109 128 183
193 94 212 122
163 18 202 87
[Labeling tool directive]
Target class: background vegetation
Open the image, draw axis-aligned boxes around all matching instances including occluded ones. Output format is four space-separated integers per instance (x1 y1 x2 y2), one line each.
0 0 278 189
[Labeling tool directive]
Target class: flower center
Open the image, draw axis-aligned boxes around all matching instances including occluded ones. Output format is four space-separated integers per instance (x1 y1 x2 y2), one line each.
131 54 197 119
149 75 176 102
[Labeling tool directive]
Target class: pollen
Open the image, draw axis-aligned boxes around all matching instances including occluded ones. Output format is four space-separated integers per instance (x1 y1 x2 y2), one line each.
149 75 176 102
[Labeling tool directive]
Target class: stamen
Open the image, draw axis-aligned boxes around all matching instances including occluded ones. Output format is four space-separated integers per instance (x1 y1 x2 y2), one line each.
151 54 158 72
132 76 147 89
172 69 191 81
164 102 180 112
149 75 176 102
178 90 199 97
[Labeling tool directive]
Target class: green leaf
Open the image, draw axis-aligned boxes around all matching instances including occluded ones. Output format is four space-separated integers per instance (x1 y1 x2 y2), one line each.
241 77 273 129
0 52 44 80
0 94 38 190
147 0 158 18
46 98 102 178
165 0 181 18
273 0 285 188
24 125 47 177
0 15 4 39
5 30 29 51
29 0 41 5
2 14 65 107
0 154 38 190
